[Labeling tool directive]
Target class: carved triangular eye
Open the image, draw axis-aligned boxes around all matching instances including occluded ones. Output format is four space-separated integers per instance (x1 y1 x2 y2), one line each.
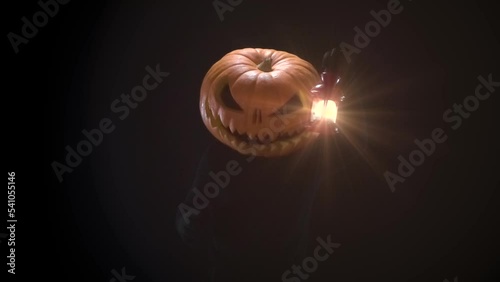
275 94 303 115
220 85 243 111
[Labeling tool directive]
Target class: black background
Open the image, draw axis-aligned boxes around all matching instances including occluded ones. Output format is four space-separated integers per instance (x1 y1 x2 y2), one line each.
4 0 500 281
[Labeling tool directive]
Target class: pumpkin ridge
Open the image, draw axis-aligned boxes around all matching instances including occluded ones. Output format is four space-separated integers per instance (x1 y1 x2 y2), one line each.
230 68 257 88
235 51 260 65
271 51 293 63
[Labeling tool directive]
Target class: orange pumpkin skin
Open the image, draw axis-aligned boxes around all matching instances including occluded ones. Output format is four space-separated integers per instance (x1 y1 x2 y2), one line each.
200 48 320 157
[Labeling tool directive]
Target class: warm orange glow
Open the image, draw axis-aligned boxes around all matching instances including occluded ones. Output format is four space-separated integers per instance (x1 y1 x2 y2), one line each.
311 100 338 123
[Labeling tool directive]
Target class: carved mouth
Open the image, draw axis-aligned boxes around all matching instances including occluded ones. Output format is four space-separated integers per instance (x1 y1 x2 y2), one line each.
204 100 316 156
229 128 305 144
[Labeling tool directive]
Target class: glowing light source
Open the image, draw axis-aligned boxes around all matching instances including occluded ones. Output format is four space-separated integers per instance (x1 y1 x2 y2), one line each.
311 99 338 123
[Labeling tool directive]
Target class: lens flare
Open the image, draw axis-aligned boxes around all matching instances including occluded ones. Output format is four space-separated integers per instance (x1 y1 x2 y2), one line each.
311 99 338 123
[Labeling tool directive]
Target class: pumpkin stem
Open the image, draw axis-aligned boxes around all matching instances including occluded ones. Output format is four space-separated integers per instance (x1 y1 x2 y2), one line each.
257 57 273 72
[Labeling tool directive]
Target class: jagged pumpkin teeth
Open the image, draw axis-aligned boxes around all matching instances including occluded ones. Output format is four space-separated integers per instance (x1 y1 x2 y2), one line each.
229 122 236 133
200 48 320 157
290 137 301 146
280 141 291 151
235 128 244 135
219 115 228 127
304 131 313 138
256 144 267 151
210 119 218 128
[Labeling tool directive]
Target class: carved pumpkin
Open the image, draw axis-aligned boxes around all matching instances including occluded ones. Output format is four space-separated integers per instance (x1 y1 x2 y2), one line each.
200 48 320 157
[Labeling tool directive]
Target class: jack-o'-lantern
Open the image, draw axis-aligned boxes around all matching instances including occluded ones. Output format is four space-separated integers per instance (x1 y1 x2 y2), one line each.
200 48 320 157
